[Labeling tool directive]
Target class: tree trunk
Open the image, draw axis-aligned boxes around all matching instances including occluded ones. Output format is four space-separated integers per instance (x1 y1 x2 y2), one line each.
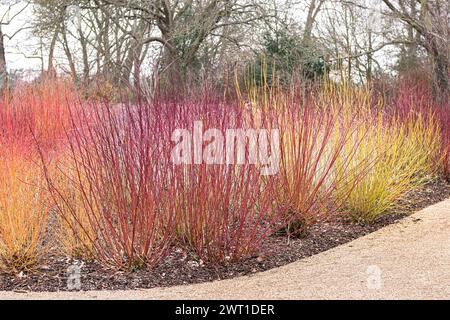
47 29 59 76
0 26 8 92
79 28 90 83
61 25 78 83
303 0 324 46
159 44 183 90
121 22 147 87
132 45 143 90
424 33 449 94
102 16 111 81
431 45 449 94
405 0 418 64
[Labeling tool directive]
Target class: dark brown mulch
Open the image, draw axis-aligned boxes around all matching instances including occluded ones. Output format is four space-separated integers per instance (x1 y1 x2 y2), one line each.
1 179 449 292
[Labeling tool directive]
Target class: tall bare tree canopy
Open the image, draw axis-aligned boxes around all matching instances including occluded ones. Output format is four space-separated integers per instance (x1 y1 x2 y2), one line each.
0 0 448 93
381 0 449 92
1 1 31 90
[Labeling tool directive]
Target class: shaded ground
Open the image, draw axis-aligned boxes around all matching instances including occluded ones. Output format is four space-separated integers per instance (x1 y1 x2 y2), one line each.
0 179 449 293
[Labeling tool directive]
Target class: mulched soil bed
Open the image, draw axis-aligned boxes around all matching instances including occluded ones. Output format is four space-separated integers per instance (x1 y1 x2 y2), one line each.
1 179 449 292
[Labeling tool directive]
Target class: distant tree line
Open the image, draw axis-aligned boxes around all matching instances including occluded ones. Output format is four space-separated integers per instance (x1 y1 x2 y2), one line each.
0 0 448 94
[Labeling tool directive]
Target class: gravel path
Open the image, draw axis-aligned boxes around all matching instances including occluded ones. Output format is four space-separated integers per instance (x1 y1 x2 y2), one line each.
1 198 449 300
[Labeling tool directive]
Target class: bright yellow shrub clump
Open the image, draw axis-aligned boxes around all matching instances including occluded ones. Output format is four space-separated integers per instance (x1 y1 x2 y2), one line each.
337 113 440 223
0 151 49 272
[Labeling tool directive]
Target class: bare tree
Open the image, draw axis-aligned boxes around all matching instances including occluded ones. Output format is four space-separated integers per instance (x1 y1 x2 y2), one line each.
0 24 6 91
1 1 31 91
32 0 152 86
24 0 447 91
94 0 274 83
381 0 450 92
302 0 326 45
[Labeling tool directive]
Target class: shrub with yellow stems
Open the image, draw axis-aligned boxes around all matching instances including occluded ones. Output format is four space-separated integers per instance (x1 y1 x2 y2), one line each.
404 113 442 181
47 154 96 260
272 104 367 235
0 148 49 272
336 112 440 223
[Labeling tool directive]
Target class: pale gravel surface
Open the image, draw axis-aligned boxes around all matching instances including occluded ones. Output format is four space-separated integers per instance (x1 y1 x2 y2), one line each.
1 198 449 300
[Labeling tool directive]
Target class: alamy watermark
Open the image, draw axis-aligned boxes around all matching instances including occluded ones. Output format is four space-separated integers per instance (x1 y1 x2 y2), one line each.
366 265 382 290
67 262 83 291
170 121 280 175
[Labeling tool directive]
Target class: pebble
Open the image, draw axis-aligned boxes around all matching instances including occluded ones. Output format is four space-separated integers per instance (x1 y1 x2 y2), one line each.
187 261 199 268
